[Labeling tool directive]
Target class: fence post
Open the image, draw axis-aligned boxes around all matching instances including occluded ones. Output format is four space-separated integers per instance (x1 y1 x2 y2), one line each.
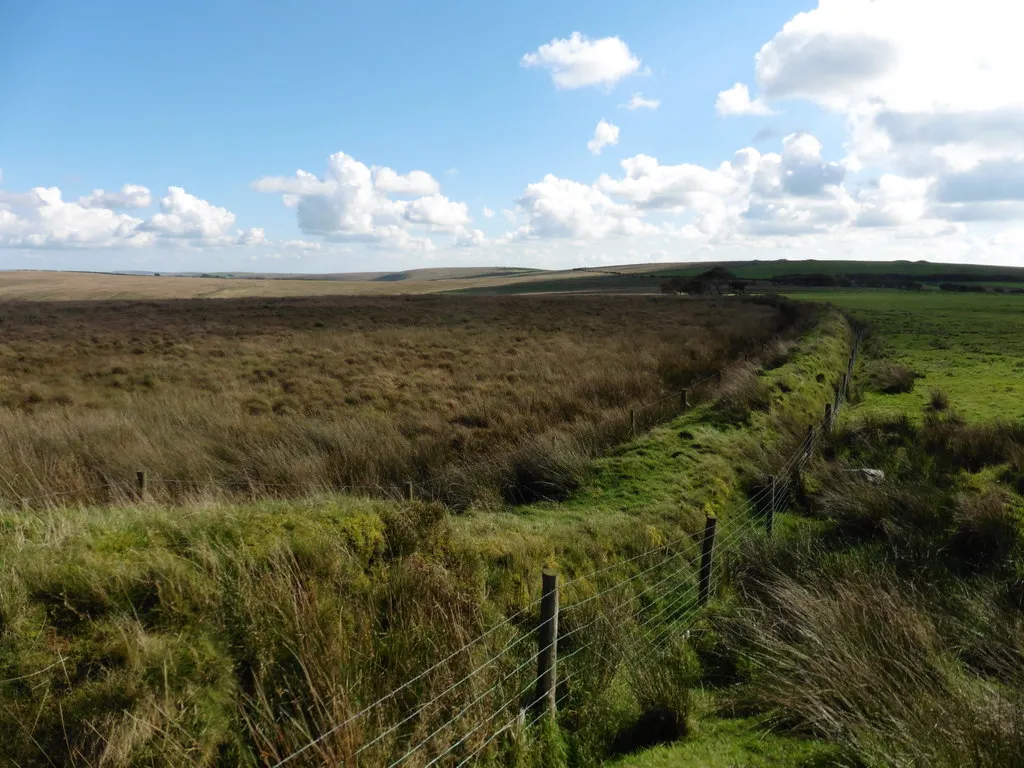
766 475 776 537
824 403 834 433
136 470 147 499
534 569 559 716
405 481 415 502
630 408 637 436
681 388 690 411
698 514 718 607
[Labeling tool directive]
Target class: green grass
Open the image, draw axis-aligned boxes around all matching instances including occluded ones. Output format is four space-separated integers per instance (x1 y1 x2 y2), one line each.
609 715 842 768
788 290 1024 422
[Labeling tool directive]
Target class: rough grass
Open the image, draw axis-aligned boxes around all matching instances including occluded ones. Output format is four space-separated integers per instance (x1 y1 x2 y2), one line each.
0 294 785 508
715 414 1024 768
0 305 853 767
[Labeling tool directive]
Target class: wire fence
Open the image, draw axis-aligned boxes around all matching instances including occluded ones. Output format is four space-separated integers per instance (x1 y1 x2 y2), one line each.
263 332 862 766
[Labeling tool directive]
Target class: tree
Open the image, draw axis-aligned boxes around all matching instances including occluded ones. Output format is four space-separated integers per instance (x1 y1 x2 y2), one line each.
728 280 749 294
700 267 737 295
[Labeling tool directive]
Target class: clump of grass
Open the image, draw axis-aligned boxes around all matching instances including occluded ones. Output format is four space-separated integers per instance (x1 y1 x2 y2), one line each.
871 362 920 394
712 364 773 424
929 388 950 411
720 568 1024 767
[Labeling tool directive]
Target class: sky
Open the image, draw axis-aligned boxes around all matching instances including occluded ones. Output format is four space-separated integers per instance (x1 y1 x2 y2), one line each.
1 0 1022 273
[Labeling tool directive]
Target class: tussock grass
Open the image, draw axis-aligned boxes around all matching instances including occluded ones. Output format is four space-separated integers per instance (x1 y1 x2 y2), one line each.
0 295 785 508
714 413 1024 767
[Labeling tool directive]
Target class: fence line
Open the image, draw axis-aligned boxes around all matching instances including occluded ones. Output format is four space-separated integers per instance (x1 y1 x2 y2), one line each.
265 330 862 766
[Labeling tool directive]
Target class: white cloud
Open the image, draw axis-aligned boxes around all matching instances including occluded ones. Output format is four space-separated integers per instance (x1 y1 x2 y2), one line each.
482 207 495 219
521 32 642 90
0 183 260 250
404 194 470 229
512 174 657 239
78 184 152 210
733 0 1024 239
715 83 774 116
853 174 931 228
144 187 238 242
253 151 475 249
0 186 151 249
587 119 620 155
453 226 488 247
624 93 660 110
373 167 441 196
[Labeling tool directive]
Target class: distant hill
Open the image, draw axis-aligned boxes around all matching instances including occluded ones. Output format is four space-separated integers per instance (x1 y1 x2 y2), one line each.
3 260 1022 301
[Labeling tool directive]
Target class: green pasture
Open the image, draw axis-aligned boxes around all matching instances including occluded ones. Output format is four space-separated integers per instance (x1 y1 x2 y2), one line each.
788 290 1024 422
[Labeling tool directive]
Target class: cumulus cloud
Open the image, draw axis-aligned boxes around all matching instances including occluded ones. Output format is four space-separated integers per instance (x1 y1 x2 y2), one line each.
78 184 152 210
482 207 495 219
253 151 476 250
512 174 656 239
595 154 735 210
715 83 774 116
624 93 660 110
521 32 641 89
453 226 488 247
404 194 470 229
144 187 238 241
374 167 441 196
587 120 620 155
0 187 152 249
0 182 262 250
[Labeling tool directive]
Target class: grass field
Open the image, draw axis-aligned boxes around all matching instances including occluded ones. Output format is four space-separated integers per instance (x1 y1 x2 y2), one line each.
788 290 1024 422
0 294 789 508
0 269 593 300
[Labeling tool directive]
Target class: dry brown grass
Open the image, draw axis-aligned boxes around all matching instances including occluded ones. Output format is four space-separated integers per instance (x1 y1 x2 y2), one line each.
0 294 784 507
0 269 597 301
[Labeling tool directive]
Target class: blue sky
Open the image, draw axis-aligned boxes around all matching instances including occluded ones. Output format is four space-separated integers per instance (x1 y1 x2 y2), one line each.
1 0 1021 272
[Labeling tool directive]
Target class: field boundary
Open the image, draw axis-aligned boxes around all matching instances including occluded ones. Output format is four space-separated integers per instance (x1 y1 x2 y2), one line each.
268 329 862 766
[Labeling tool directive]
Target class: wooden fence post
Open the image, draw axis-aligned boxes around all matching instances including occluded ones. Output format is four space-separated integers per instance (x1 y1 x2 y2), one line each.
136 470 147 499
824 403 834 433
534 569 559 716
766 475 776 537
630 408 637 436
698 514 718 607
681 389 690 411
405 481 415 502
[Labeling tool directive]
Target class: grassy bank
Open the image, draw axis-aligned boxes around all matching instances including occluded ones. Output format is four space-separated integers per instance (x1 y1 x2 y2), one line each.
0 305 853 766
